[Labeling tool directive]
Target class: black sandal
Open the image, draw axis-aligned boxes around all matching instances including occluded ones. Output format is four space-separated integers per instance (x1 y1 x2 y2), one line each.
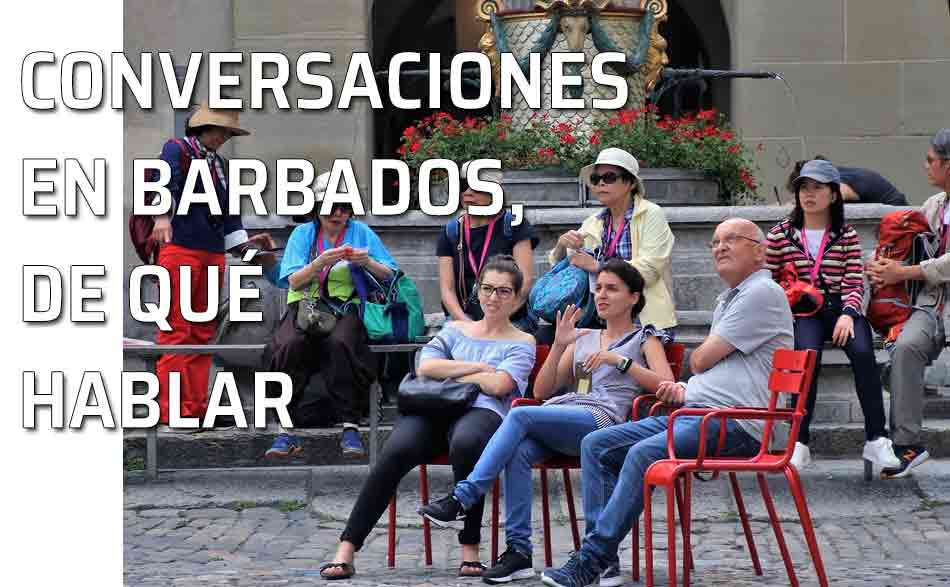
319 562 356 580
458 561 486 578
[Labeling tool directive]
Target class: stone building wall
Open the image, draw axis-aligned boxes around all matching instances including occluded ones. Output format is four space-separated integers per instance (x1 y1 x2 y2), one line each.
724 0 950 205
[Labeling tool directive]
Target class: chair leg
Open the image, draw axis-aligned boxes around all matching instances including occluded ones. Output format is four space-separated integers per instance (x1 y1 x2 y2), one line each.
729 472 762 575
562 468 581 552
757 473 798 587
679 477 692 586
631 517 640 582
674 478 694 574
666 484 677 587
387 496 396 568
491 478 500 565
541 468 553 568
420 464 433 567
784 465 829 587
644 484 654 587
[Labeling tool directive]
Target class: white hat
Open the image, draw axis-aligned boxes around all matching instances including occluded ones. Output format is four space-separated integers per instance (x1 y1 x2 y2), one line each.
579 147 645 196
314 171 331 202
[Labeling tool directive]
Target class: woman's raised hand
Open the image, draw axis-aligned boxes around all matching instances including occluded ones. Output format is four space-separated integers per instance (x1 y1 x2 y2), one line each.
314 246 347 269
553 304 585 348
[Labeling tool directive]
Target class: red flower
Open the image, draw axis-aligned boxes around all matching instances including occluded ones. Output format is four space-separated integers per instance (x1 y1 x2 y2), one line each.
720 131 735 141
728 144 741 154
500 113 513 124
398 144 407 156
538 147 555 158
560 133 576 145
589 133 601 145
697 108 717 121
497 129 507 140
463 117 478 129
703 126 719 137
556 122 573 134
409 142 421 154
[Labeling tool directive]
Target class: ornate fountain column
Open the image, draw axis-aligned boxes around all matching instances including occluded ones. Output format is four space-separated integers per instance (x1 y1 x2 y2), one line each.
476 0 669 133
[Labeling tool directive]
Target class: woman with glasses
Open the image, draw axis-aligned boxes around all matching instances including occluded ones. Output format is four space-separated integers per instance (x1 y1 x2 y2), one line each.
548 148 676 341
766 159 900 472
438 162 538 332
265 171 399 460
320 255 536 581
420 259 673 585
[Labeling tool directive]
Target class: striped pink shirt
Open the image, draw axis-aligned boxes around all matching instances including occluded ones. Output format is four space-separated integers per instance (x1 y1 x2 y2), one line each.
764 219 865 316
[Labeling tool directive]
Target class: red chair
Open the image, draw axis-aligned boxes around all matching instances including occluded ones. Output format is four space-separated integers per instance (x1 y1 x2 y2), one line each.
641 348 827 587
386 456 500 567
509 343 686 567
384 344 558 568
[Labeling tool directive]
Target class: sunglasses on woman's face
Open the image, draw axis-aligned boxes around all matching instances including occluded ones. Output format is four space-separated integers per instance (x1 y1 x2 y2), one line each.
589 172 624 185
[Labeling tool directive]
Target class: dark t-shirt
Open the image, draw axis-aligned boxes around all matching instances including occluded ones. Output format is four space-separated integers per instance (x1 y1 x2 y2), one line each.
838 166 908 206
436 215 537 319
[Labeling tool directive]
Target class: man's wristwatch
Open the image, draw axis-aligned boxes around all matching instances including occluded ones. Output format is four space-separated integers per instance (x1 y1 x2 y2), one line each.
616 356 633 373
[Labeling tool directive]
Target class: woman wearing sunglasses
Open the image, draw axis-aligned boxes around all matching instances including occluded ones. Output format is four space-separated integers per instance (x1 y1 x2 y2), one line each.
548 148 677 341
437 162 539 332
320 255 535 580
765 159 899 472
420 259 673 585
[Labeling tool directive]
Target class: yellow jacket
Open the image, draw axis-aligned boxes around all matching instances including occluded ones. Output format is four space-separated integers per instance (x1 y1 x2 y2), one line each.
548 196 678 330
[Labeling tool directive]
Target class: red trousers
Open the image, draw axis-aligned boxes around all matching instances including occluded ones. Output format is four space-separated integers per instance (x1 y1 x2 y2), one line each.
156 243 225 423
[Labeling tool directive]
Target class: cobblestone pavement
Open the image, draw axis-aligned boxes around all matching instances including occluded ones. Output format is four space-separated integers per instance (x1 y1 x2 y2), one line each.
125 462 950 586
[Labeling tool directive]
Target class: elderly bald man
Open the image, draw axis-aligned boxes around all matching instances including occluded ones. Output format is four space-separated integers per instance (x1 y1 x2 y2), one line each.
541 218 794 587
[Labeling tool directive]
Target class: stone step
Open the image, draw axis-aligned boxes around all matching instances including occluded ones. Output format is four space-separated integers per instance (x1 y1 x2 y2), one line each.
124 418 950 471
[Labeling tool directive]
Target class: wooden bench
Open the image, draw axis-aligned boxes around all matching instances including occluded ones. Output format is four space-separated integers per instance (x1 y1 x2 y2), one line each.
123 341 428 479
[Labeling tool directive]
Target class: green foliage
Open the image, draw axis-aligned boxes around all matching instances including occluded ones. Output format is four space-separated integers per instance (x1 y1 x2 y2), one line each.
397 108 763 205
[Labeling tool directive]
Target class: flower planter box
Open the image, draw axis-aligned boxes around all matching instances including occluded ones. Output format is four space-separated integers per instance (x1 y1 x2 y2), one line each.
428 168 720 208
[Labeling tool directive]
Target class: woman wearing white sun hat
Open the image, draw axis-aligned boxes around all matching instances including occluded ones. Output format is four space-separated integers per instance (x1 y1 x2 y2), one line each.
549 147 677 340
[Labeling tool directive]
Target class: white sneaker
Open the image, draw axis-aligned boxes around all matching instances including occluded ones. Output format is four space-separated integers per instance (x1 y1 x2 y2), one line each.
863 437 901 469
790 442 812 470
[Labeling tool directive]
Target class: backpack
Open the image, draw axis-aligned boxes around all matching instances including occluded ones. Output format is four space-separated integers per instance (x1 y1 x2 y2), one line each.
528 256 591 324
866 210 934 342
128 138 193 264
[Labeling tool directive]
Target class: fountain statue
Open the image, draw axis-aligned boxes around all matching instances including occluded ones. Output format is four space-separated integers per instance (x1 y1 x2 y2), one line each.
475 0 669 134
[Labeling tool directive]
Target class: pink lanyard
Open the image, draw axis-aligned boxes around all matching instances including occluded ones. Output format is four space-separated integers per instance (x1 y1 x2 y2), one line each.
316 226 346 286
604 215 630 258
799 227 831 284
463 214 498 276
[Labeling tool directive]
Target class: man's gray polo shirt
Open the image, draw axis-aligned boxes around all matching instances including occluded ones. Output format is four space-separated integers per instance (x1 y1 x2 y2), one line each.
684 269 794 444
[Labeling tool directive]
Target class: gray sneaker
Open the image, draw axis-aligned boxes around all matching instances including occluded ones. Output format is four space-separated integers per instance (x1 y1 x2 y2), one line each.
599 564 623 587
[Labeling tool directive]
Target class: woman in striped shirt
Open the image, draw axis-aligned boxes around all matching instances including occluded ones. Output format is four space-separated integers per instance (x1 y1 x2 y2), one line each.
765 160 899 472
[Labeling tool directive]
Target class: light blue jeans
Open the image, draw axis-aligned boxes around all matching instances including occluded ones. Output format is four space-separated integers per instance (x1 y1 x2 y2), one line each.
453 405 599 558
578 414 761 571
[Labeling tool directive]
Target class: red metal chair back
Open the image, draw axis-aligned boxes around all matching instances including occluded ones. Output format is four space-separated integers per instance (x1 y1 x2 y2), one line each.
665 343 685 380
761 348 818 460
529 344 551 388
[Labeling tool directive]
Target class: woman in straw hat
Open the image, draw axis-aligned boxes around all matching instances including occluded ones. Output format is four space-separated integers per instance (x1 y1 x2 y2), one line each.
150 103 271 428
548 147 677 341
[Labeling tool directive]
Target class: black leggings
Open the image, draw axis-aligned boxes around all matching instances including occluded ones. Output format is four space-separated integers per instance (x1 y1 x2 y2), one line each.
340 408 502 549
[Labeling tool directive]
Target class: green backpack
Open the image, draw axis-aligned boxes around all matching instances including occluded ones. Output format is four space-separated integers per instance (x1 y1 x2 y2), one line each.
354 268 426 344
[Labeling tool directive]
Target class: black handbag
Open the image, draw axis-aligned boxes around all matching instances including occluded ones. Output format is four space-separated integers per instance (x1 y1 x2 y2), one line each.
397 335 481 417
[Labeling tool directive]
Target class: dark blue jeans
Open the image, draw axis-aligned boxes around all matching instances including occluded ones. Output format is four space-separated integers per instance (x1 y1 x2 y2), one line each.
793 303 887 444
577 415 760 570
